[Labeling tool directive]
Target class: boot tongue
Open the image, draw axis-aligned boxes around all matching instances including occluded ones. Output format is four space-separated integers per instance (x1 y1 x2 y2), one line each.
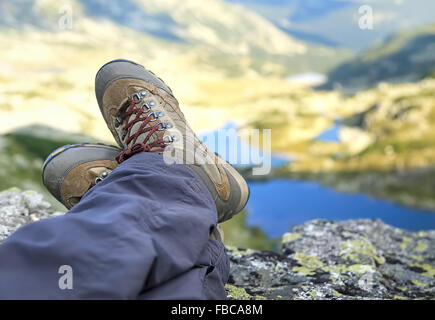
66 167 113 209
129 115 158 145
115 113 158 148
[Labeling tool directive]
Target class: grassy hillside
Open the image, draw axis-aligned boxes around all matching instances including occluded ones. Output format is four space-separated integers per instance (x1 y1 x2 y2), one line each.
0 125 104 211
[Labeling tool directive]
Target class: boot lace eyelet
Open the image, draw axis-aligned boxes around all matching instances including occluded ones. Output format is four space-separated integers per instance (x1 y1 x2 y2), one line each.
149 111 164 122
94 171 109 185
157 122 173 131
114 116 122 128
131 90 147 104
163 134 178 145
140 102 152 112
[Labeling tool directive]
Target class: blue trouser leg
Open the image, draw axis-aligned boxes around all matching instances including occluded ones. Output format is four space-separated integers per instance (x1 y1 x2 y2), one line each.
0 153 229 299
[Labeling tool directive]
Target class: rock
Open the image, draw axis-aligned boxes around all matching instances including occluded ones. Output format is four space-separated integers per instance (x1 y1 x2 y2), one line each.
0 189 434 300
0 189 63 241
227 220 435 300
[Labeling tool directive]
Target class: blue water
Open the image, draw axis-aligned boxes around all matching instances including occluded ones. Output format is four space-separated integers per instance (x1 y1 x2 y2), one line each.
199 122 290 168
200 122 435 237
314 124 341 142
246 179 435 237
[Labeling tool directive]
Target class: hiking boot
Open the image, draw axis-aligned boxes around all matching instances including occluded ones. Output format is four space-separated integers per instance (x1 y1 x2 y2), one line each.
95 59 249 222
42 143 120 209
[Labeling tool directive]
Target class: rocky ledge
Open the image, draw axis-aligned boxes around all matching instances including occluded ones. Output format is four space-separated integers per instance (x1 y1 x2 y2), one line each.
227 220 435 300
0 189 434 300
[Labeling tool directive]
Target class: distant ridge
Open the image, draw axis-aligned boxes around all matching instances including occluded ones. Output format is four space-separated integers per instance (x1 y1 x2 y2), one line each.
320 24 435 92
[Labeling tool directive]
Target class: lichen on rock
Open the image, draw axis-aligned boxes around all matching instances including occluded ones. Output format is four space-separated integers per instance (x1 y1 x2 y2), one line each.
0 188 63 242
227 219 435 300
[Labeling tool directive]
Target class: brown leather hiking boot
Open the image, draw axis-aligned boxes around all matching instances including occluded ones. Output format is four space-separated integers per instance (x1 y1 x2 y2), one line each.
95 59 249 222
42 143 120 209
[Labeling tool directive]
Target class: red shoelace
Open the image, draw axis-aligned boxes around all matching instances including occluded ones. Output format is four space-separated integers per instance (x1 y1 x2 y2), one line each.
116 98 167 164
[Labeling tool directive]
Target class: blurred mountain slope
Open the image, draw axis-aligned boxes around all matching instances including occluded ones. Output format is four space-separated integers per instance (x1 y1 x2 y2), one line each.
0 0 352 142
225 0 435 51
0 0 351 76
322 24 435 92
